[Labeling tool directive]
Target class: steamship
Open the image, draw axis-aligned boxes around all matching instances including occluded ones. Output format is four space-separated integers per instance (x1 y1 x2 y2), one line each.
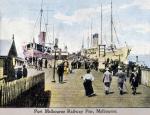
22 1 68 65
82 0 131 69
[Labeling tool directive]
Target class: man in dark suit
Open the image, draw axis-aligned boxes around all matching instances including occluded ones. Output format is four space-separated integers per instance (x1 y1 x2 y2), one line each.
129 69 139 95
23 65 28 77
57 63 64 83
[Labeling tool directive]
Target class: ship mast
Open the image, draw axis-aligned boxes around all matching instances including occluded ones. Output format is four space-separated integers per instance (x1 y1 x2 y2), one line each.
45 7 48 41
53 24 55 45
100 4 103 45
90 19 93 48
87 27 90 48
39 0 44 33
111 0 113 44
82 34 84 49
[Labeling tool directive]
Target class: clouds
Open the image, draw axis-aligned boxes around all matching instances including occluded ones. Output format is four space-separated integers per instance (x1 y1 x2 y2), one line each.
119 21 150 55
134 23 150 34
119 0 150 10
54 8 96 25
122 22 150 34
131 42 150 55
52 0 150 55
1 18 33 41
1 17 35 57
54 5 110 25
119 3 136 10
133 0 150 10
0 0 150 56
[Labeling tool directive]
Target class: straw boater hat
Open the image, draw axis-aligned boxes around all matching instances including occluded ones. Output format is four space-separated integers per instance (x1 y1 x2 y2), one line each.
118 66 122 70
106 68 109 71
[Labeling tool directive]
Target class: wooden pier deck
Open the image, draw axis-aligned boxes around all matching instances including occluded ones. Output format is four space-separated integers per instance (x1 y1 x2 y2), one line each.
43 68 150 108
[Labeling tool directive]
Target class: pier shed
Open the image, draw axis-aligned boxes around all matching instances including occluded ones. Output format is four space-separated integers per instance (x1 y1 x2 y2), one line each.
0 35 24 82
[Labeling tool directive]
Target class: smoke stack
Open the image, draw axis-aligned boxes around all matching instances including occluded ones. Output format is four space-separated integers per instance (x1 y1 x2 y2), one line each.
38 31 46 46
136 56 138 63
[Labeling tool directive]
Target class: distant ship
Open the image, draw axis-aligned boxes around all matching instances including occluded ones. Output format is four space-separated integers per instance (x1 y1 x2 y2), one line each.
82 0 131 69
22 3 54 65
23 1 69 65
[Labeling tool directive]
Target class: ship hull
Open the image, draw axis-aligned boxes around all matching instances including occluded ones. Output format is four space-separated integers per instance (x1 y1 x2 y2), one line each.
23 49 52 59
83 47 130 69
98 47 129 69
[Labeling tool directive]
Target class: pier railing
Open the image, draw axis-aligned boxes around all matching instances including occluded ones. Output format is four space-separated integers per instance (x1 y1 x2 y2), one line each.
141 69 150 87
0 72 45 107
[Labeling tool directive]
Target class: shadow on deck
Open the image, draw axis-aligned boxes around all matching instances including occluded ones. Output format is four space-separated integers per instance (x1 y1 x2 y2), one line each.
4 87 51 108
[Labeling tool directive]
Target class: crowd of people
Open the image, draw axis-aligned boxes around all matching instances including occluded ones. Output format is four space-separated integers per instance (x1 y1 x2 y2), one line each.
55 57 99 84
6 65 28 82
49 56 142 97
70 57 99 71
80 56 142 97
24 56 142 97
26 57 48 70
82 65 141 97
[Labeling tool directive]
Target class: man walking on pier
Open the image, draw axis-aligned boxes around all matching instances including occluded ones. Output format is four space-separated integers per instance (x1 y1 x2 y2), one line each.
45 59 48 68
130 69 139 95
116 67 126 95
103 68 112 95
57 63 64 83
23 65 28 77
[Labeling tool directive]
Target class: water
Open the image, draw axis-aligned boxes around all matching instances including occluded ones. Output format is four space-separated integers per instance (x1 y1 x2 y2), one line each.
128 55 150 68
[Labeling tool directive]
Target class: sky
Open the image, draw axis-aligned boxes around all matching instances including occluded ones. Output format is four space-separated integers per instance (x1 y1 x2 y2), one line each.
0 0 150 58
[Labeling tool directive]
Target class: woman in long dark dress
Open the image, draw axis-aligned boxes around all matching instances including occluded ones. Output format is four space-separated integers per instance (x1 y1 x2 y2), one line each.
82 69 95 97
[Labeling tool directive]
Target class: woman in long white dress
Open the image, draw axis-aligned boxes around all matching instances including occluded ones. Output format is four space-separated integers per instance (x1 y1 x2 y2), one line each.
82 69 95 97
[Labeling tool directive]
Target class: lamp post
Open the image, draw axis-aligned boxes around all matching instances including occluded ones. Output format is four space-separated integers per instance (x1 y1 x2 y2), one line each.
52 38 58 82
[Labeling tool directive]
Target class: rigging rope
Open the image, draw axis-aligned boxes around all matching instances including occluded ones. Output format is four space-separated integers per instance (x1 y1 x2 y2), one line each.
30 14 40 42
112 22 120 44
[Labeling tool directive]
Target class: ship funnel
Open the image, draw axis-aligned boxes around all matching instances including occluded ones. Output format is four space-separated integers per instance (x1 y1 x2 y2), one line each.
38 31 46 45
92 33 98 48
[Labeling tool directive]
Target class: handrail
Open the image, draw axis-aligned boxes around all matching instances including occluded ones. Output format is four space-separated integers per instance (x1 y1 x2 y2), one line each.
0 72 45 107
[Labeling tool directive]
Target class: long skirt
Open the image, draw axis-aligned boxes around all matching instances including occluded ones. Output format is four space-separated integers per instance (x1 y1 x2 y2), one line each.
83 80 94 96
